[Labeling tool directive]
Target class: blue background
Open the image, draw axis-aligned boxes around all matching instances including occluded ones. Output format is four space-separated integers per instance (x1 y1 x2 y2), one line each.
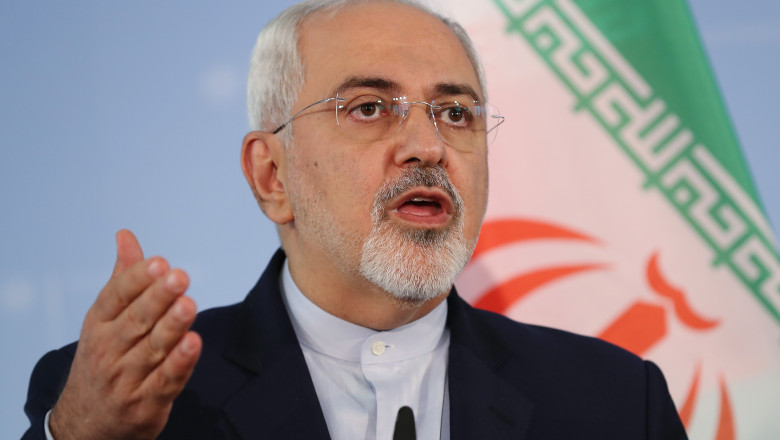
1 1 777 436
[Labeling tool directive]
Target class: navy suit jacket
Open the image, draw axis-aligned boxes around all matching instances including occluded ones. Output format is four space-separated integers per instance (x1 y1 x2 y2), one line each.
23 250 687 439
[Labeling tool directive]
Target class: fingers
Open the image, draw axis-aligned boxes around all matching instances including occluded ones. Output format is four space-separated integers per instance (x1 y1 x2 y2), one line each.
91 230 159 322
51 230 200 440
113 269 190 350
124 293 197 378
149 331 202 403
92 256 172 323
91 229 196 366
113 229 145 276
148 296 198 357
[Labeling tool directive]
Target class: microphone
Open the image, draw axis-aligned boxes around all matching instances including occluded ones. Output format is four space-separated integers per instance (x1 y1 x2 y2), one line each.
393 406 416 440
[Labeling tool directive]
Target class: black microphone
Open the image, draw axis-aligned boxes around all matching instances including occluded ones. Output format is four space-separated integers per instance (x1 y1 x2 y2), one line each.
393 406 416 440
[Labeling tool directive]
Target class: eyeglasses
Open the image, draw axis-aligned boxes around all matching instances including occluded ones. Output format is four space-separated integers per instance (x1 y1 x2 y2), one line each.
272 91 504 151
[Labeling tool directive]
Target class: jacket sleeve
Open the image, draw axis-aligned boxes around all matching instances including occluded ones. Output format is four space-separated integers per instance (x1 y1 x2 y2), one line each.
644 360 688 439
21 344 76 440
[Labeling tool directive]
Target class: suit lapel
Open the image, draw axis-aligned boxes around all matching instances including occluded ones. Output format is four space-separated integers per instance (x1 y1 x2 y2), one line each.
447 290 535 440
221 250 331 439
222 348 330 439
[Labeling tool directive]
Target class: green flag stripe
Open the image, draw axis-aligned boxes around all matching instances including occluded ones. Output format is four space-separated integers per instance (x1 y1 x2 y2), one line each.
574 0 758 204
493 0 780 327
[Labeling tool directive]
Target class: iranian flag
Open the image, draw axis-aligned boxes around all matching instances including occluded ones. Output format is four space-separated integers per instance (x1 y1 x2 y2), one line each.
436 0 780 438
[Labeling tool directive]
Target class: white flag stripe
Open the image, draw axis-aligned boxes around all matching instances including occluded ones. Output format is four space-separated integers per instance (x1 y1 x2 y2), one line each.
693 146 778 244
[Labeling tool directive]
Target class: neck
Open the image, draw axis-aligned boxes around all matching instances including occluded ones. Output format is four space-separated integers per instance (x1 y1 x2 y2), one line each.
284 245 449 331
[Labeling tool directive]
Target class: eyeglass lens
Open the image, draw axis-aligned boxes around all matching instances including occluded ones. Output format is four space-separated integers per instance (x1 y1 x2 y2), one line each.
335 92 502 150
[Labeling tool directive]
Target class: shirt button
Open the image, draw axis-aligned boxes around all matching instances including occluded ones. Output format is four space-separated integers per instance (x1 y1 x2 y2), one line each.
371 341 387 356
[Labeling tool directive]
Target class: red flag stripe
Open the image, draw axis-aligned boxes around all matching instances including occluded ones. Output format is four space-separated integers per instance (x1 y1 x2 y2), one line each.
472 219 600 261
474 264 605 314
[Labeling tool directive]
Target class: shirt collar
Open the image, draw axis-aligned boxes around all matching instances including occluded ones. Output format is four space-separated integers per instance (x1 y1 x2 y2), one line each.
280 259 448 363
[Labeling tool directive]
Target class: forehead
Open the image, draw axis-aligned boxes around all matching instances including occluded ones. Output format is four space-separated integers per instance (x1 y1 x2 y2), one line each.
296 2 481 101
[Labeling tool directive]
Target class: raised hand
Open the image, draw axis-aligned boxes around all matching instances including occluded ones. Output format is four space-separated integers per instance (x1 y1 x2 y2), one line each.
49 230 202 440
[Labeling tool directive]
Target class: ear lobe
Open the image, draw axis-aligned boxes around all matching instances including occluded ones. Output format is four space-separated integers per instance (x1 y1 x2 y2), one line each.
241 131 294 225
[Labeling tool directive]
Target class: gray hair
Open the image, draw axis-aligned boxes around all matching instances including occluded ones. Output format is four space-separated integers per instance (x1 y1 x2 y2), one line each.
246 0 486 143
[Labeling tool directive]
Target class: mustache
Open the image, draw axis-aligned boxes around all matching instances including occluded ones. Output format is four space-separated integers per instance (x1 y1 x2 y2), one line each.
372 165 463 218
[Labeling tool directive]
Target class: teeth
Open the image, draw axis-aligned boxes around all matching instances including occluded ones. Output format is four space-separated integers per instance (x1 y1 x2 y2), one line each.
411 197 432 202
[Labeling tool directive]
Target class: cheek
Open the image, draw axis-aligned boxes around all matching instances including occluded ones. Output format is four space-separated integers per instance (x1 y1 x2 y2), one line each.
459 159 489 241
314 154 378 230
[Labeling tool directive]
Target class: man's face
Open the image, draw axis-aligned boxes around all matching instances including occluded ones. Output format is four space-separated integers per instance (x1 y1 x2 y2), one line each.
283 2 489 300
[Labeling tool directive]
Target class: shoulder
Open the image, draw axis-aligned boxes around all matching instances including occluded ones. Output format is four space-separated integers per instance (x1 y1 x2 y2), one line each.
23 341 77 433
456 297 643 370
452 298 655 405
452 300 687 438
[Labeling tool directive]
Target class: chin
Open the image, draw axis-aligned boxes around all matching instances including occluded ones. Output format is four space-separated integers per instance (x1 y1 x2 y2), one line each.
358 220 471 304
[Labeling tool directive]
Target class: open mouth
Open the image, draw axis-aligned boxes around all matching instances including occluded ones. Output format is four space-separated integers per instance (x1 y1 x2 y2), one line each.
390 188 454 227
398 196 444 216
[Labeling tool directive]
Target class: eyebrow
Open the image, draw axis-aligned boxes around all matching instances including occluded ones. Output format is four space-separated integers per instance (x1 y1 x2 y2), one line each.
333 76 402 96
433 82 481 102
331 76 482 102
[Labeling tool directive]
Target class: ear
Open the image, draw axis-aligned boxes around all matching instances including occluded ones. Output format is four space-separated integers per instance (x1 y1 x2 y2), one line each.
241 131 294 225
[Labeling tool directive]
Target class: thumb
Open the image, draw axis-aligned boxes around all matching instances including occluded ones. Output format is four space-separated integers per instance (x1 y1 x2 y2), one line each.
112 229 145 276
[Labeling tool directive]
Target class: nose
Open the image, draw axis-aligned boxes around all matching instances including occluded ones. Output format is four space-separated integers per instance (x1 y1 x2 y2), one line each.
392 104 448 168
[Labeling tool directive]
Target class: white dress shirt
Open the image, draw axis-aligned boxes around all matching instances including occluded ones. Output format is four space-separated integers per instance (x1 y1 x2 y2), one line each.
281 260 450 440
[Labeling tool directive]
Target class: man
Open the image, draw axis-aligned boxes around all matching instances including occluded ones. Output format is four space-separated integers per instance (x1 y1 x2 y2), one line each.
22 0 687 439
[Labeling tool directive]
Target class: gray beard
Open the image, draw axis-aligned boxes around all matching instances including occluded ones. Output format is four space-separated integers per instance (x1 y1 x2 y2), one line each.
359 166 471 303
